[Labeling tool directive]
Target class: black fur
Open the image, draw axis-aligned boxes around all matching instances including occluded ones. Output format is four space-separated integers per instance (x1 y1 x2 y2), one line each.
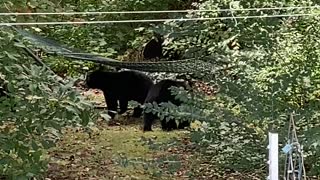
142 34 183 61
143 79 190 131
86 70 154 119
143 34 164 60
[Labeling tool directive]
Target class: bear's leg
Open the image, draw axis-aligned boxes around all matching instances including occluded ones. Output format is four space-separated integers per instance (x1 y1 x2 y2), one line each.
161 119 169 131
104 95 118 119
119 98 128 114
178 120 190 129
143 112 157 131
161 118 177 131
132 106 143 117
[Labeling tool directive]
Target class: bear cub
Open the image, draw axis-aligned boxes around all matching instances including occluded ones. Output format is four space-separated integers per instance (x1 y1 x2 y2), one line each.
143 79 190 131
86 70 154 119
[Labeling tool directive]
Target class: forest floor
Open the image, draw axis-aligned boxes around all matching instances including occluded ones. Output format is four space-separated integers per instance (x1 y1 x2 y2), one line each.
45 89 262 180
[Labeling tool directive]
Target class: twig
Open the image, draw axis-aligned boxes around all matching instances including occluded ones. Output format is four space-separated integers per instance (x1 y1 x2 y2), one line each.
15 40 65 84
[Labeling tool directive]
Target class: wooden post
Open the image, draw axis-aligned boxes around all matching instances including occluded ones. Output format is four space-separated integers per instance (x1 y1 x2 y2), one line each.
268 132 279 180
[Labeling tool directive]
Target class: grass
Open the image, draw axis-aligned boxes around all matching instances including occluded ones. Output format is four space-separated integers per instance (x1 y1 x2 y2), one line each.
45 89 267 179
46 116 189 179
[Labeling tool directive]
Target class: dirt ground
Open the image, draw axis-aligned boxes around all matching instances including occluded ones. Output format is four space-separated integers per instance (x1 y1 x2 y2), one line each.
45 89 263 180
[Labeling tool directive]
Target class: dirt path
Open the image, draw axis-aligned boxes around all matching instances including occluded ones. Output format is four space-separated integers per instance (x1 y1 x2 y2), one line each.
46 89 194 179
45 89 263 180
46 120 194 179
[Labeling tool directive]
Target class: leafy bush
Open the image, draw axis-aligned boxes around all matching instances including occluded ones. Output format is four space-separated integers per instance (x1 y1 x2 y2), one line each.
145 0 320 176
5 0 320 177
0 28 98 179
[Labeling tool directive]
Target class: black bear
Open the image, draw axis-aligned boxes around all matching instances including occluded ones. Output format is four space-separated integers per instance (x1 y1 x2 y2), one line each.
143 33 164 60
143 79 190 131
86 70 154 119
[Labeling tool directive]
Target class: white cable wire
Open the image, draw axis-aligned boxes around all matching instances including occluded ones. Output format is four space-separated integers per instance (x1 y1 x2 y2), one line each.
0 5 319 16
1 13 320 26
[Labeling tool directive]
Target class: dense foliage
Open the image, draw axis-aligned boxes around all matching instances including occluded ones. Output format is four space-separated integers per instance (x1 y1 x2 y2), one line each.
0 29 98 179
144 0 320 175
2 0 320 178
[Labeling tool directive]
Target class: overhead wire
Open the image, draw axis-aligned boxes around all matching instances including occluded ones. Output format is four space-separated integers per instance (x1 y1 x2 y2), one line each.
0 5 319 16
1 13 320 26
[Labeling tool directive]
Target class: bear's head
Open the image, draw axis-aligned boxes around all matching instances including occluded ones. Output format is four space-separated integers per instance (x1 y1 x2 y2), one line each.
85 70 108 89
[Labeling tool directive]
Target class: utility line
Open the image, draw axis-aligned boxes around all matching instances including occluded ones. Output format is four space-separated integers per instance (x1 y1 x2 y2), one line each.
0 5 319 16
1 13 320 26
